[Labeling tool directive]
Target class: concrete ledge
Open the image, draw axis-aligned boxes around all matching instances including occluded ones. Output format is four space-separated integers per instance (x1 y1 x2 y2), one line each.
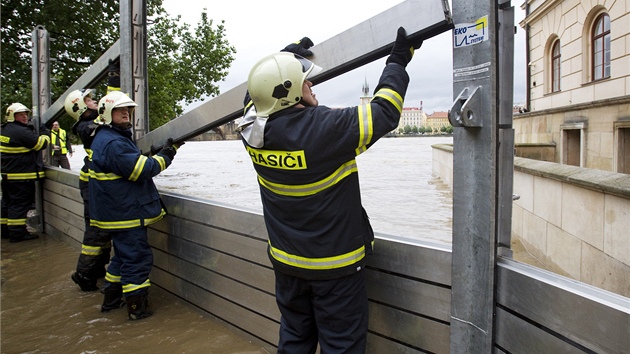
514 157 630 199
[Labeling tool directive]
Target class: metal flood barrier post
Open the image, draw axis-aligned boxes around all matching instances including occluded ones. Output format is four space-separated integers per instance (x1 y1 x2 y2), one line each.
30 25 50 233
33 0 630 352
120 0 149 140
448 0 500 350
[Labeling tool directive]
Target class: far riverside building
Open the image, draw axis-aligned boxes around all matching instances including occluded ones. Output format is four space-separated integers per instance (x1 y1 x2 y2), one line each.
517 0 630 173
361 77 449 134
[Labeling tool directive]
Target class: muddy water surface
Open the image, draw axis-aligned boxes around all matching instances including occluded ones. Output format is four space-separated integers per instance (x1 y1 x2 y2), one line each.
0 236 268 353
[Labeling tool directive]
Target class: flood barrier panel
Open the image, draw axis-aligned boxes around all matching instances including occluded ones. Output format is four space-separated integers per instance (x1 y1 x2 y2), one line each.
42 167 629 353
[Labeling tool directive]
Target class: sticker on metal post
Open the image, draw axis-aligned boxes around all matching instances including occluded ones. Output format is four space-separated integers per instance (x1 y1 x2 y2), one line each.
453 15 489 48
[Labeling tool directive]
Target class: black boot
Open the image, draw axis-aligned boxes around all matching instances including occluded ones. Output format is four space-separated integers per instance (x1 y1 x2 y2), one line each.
101 283 125 312
126 291 152 320
71 271 99 292
10 233 39 243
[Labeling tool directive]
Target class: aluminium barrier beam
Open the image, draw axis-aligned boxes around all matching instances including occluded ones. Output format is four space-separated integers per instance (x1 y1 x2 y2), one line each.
135 0 454 154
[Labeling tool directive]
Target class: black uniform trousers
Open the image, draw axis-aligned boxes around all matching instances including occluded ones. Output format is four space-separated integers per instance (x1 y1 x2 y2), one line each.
1 179 35 240
76 179 112 279
275 268 368 354
105 227 153 297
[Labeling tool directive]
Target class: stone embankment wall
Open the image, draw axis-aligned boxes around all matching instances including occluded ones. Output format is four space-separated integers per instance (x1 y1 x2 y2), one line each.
432 144 630 298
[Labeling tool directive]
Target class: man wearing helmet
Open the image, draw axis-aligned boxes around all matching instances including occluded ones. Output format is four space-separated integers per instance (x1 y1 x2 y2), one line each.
89 91 181 320
240 28 421 353
64 59 120 293
1 103 50 242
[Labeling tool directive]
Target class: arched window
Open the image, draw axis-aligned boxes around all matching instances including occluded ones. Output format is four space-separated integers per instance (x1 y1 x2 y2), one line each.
551 40 561 92
592 13 611 81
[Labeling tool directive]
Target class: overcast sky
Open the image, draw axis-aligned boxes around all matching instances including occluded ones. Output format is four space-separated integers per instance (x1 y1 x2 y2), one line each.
161 0 527 114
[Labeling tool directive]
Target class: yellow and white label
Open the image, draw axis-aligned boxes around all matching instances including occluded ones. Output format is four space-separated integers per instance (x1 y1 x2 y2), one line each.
246 146 307 170
454 15 489 48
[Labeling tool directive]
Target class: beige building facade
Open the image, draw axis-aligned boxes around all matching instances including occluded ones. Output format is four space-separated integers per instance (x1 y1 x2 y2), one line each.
516 0 630 173
426 111 450 133
399 105 427 132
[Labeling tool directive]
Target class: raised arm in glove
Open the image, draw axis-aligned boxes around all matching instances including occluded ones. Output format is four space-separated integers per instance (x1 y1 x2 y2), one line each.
281 37 315 58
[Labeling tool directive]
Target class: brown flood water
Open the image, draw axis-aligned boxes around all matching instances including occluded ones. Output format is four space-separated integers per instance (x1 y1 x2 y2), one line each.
0 235 269 354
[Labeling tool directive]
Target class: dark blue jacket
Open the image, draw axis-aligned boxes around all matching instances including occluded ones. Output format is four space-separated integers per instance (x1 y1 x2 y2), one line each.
89 124 171 230
243 63 409 279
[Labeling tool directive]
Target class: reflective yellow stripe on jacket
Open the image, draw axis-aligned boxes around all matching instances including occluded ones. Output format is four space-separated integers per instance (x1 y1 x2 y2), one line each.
373 88 404 112
355 88 403 155
355 104 373 155
89 170 122 181
89 209 166 230
269 240 366 270
0 134 49 152
128 155 167 182
2 171 46 180
79 149 93 182
34 135 50 151
0 145 31 153
79 171 90 182
257 160 358 197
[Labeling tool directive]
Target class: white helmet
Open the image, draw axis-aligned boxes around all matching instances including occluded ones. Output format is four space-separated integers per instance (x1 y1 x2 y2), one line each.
247 52 322 117
64 89 94 120
96 91 137 125
4 103 31 123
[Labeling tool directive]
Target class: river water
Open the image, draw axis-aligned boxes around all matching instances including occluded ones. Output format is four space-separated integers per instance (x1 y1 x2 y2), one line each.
1 136 453 353
97 136 453 244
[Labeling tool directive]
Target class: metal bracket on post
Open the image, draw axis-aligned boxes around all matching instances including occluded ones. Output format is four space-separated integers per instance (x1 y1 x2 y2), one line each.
448 86 484 127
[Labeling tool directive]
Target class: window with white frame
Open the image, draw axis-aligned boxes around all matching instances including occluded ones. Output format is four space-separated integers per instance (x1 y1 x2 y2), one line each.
551 40 561 92
592 13 611 81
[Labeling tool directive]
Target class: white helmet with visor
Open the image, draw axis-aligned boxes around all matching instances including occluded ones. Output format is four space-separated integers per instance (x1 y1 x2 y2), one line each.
5 103 31 123
96 91 137 125
247 52 322 118
64 89 94 121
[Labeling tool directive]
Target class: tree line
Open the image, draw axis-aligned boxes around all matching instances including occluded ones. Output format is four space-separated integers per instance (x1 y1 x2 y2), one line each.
1 0 235 136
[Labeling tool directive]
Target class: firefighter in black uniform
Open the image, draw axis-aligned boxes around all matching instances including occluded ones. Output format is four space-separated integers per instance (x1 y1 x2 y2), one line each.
63 60 121 292
239 28 422 353
1 103 50 242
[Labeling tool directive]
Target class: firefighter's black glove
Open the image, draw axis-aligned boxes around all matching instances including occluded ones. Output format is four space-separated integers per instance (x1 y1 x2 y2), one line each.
159 138 184 161
107 59 120 88
281 37 314 58
39 124 50 136
386 27 420 68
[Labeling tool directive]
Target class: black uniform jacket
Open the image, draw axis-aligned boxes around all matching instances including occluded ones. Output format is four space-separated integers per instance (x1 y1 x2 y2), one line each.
243 63 410 280
1 121 50 180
